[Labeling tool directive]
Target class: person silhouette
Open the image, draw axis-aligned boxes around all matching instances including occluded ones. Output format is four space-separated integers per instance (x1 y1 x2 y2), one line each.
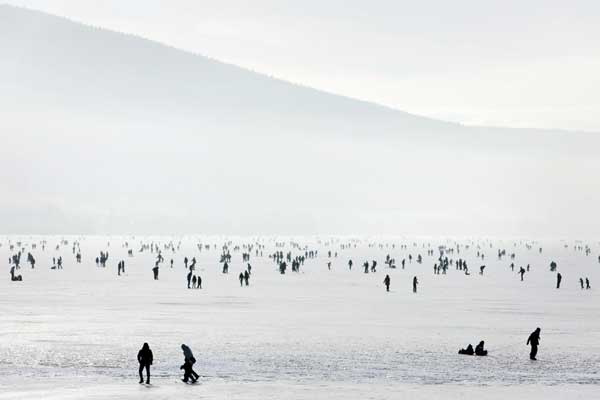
527 327 541 360
181 358 196 383
586 277 591 289
413 276 418 293
181 344 199 383
137 342 153 384
459 344 474 355
556 273 562 289
9 266 22 281
475 340 488 356
239 272 244 287
383 274 390 292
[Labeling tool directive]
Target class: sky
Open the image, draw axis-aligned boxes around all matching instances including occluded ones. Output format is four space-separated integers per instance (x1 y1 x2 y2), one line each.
4 0 600 131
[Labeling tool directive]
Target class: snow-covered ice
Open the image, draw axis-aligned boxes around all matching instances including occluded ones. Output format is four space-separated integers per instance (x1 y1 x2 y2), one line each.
1 236 599 399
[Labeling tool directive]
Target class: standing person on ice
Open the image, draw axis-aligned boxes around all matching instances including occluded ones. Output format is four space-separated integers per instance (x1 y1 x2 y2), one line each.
556 272 562 289
383 274 391 292
527 327 541 360
519 266 526 281
137 342 153 384
239 272 244 287
413 276 418 293
152 262 159 280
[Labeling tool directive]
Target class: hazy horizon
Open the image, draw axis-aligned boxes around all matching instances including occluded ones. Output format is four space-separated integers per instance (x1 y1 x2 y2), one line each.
2 4 600 237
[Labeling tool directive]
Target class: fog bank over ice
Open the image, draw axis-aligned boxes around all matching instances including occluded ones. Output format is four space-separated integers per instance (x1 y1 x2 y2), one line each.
1 5 599 237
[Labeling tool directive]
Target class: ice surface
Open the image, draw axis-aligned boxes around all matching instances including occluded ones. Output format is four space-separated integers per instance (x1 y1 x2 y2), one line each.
1 236 599 399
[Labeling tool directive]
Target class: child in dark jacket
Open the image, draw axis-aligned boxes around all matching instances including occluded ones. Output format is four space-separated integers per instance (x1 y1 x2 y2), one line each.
180 359 197 383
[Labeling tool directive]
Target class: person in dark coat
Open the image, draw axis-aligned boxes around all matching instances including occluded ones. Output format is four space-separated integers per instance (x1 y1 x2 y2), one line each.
556 273 562 289
413 276 418 293
10 266 22 281
244 270 250 286
527 327 541 360
383 274 390 292
239 272 244 287
475 340 488 356
137 342 153 384
180 344 199 383
181 359 196 383
459 344 474 355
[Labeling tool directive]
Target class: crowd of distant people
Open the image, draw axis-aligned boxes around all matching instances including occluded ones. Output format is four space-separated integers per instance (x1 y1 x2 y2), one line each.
4 236 597 386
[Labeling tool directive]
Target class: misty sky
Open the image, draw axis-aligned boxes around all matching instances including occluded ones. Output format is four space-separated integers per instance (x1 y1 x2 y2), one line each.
5 0 600 132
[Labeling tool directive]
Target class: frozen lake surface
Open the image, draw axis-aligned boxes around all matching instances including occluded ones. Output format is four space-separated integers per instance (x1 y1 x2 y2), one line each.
1 236 599 399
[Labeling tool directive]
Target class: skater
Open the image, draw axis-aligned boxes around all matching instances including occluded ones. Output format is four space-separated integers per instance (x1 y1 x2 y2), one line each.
413 276 418 293
586 277 591 289
192 275 197 288
527 327 541 360
475 340 488 356
580 277 585 289
239 272 244 287
519 266 525 281
187 270 193 289
556 272 562 289
180 344 199 383
137 342 153 384
152 263 159 280
383 274 390 292
244 270 250 286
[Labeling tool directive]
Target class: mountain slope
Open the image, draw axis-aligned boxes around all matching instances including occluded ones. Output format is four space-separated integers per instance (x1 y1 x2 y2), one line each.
1 4 599 236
